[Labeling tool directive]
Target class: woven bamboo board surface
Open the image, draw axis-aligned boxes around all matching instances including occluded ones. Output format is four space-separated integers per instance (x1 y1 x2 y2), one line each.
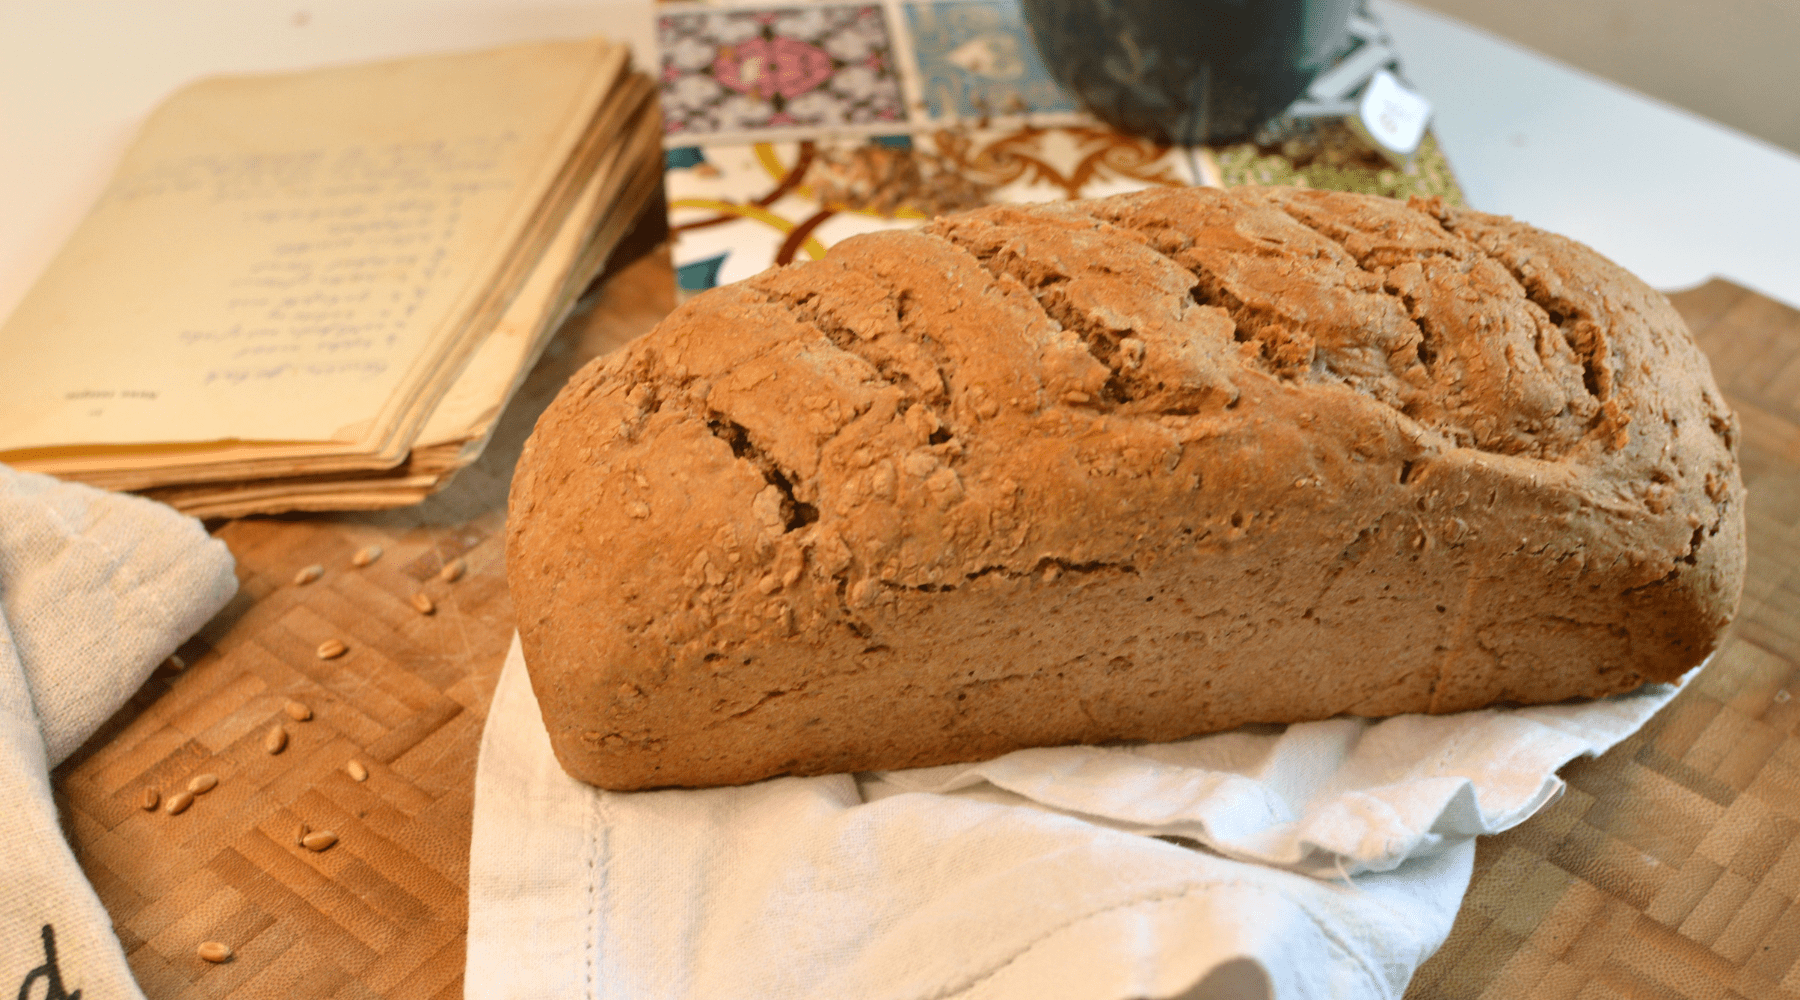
1407 280 1800 1000
49 254 1800 997
48 213 675 999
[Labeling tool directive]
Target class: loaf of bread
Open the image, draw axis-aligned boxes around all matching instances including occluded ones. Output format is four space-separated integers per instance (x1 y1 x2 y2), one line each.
507 186 1746 791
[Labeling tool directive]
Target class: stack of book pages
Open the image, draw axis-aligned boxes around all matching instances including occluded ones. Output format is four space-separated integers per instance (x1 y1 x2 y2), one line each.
0 36 660 518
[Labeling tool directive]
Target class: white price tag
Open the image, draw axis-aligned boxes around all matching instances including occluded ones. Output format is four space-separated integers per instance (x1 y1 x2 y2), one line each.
1357 69 1432 156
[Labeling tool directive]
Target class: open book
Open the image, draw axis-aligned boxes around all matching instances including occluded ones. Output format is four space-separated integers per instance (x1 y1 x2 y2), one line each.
0 36 661 517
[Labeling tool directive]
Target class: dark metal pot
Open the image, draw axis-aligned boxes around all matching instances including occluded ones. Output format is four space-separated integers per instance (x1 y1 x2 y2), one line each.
1020 0 1358 144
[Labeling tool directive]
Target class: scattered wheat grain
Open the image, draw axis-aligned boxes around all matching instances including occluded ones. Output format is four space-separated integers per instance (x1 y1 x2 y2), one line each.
302 830 338 852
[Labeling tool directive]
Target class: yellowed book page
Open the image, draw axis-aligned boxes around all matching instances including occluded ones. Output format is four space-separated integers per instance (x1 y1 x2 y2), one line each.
146 473 441 518
170 484 438 519
432 150 663 477
31 114 660 498
23 440 413 491
351 61 649 476
408 168 602 448
414 88 659 451
375 69 650 453
0 37 622 458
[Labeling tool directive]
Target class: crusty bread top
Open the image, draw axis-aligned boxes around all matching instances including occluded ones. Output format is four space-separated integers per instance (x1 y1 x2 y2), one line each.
507 186 1745 786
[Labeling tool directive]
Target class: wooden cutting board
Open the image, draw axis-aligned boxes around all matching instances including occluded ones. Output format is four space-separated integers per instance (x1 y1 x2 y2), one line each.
1408 281 1800 1000
50 242 1800 998
48 211 675 1000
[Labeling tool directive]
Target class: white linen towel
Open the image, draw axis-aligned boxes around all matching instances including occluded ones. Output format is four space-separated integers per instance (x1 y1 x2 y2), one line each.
469 635 1693 1000
0 465 237 1000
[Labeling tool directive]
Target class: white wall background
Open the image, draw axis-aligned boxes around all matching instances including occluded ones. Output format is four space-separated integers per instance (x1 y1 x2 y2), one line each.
1406 0 1800 155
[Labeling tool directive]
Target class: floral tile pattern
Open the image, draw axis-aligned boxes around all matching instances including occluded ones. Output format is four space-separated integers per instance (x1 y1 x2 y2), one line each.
664 128 1198 293
658 4 909 138
903 0 1077 121
659 0 1465 300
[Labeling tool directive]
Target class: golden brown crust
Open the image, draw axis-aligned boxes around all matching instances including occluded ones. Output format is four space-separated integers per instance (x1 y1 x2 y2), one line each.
507 186 1746 790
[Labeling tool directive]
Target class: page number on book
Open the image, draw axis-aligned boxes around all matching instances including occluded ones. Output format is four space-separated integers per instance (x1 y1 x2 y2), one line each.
1358 69 1431 156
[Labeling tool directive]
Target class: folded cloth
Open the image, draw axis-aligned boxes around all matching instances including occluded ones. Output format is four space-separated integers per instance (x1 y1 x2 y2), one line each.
468 635 1693 1000
0 465 237 1000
